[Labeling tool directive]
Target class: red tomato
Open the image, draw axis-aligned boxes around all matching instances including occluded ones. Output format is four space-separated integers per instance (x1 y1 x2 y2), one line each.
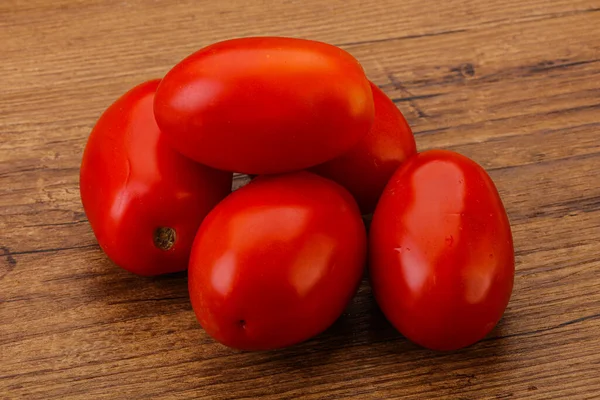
369 150 514 351
188 171 366 350
154 37 375 174
80 80 232 276
311 82 416 214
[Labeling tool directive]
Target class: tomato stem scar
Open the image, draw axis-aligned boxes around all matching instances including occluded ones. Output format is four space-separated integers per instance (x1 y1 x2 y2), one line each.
153 227 176 250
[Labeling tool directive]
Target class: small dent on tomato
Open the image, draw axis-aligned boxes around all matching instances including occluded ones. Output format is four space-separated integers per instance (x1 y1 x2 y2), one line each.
153 227 176 251
445 235 454 247
238 319 246 330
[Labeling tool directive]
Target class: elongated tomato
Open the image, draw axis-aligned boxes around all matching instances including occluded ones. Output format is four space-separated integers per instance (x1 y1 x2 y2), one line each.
80 80 232 276
188 171 367 350
154 37 375 174
312 82 416 214
369 150 514 350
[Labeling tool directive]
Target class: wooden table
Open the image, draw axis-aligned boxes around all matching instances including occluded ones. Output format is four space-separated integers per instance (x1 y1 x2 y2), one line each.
2 0 599 398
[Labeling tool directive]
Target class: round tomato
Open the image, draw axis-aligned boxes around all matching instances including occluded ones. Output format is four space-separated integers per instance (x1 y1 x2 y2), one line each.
188 171 366 350
369 150 514 351
154 37 374 174
311 81 416 214
80 80 232 276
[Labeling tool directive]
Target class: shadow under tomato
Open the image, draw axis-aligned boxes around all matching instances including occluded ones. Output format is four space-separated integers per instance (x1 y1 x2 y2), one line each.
240 279 411 368
87 251 192 320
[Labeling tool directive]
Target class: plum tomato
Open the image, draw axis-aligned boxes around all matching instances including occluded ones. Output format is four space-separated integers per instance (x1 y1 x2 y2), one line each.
80 80 232 276
369 150 514 350
154 37 375 174
188 171 367 350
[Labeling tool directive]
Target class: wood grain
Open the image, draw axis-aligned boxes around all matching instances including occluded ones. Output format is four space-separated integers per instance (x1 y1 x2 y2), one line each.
1 0 600 398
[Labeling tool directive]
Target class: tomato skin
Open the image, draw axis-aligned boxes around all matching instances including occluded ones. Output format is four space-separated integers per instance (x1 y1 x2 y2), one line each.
369 150 514 351
154 37 375 174
80 80 232 276
188 171 366 350
311 82 416 214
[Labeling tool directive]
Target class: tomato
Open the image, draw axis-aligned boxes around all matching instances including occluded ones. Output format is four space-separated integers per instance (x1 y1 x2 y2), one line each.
369 150 514 351
188 171 366 350
80 80 232 276
311 82 416 214
154 37 375 174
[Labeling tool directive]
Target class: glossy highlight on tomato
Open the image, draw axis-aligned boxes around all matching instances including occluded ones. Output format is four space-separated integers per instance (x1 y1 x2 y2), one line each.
369 150 514 351
154 37 375 174
188 171 367 350
312 81 416 214
80 80 232 276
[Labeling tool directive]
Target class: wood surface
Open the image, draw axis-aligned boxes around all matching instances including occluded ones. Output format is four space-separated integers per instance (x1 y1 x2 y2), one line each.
1 0 600 398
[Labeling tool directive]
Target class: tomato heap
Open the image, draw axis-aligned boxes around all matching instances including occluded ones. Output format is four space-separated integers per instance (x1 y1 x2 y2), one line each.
80 37 514 351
